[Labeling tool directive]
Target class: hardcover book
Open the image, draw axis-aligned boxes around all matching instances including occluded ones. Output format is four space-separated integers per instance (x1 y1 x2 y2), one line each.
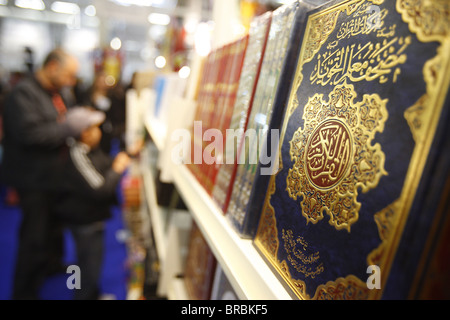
184 222 217 300
211 11 272 212
213 35 249 146
200 44 234 192
203 36 249 194
187 38 249 194
186 49 220 185
254 0 450 299
226 0 325 238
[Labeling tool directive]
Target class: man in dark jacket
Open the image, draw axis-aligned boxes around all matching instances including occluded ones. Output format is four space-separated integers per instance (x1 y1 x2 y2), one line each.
56 108 130 300
1 48 87 299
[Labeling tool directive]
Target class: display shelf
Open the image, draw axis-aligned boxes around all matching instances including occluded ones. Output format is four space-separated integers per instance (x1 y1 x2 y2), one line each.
171 163 292 300
144 117 167 152
168 278 190 300
140 144 169 264
127 287 143 301
140 141 193 299
156 209 192 297
143 111 291 300
163 209 192 300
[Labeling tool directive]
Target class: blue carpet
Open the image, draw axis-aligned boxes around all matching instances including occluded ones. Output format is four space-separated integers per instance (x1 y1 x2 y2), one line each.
0 202 20 300
0 187 129 300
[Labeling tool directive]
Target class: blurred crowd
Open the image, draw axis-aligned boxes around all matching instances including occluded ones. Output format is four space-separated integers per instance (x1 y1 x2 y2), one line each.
0 47 136 300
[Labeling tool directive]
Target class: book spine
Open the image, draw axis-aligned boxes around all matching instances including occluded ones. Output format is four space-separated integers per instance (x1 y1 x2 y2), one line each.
187 52 213 179
205 35 249 201
203 43 235 194
228 6 289 229
197 48 221 191
245 1 313 237
228 2 302 237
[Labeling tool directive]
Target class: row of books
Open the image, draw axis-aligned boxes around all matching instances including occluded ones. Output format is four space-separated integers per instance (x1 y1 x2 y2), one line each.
184 0 450 300
187 0 311 238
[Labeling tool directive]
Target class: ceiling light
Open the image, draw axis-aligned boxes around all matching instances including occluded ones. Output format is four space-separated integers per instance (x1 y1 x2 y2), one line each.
184 19 198 34
194 23 211 57
178 66 190 79
155 56 166 69
111 0 152 7
148 13 170 26
84 5 96 17
110 37 122 50
51 1 80 14
15 0 45 11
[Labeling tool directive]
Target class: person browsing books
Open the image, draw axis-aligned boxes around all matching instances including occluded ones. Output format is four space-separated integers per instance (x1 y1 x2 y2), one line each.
56 107 130 300
1 48 95 299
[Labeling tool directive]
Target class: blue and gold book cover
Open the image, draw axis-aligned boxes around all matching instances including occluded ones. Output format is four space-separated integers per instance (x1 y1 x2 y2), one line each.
254 0 450 299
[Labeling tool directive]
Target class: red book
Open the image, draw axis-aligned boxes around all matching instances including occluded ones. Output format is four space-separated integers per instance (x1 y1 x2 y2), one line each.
200 44 233 193
204 36 249 195
186 51 214 180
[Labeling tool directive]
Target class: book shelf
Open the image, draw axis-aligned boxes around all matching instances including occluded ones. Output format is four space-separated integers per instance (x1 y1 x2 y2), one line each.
144 116 167 152
140 119 192 299
142 114 292 300
140 144 168 261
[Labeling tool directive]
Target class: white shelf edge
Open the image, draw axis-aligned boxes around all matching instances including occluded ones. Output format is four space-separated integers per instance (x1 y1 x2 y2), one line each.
168 277 190 300
171 164 292 300
140 153 168 264
126 287 142 300
144 117 167 152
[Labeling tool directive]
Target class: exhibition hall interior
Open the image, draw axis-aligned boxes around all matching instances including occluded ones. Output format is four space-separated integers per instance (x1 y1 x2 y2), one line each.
0 0 449 301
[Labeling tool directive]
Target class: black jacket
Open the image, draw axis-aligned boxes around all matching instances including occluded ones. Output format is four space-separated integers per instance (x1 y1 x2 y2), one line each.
1 76 72 191
56 141 121 225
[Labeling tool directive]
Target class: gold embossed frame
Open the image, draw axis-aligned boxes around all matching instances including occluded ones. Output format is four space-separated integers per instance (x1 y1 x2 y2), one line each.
287 82 388 232
254 0 450 300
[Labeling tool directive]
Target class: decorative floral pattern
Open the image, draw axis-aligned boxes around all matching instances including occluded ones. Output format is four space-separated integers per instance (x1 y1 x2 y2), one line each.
287 83 388 231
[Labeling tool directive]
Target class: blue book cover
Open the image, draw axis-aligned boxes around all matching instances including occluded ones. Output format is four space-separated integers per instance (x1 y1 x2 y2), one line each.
153 75 166 117
254 0 450 299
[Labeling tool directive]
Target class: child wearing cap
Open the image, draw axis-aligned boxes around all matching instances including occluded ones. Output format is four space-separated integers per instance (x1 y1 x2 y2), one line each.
56 107 130 300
